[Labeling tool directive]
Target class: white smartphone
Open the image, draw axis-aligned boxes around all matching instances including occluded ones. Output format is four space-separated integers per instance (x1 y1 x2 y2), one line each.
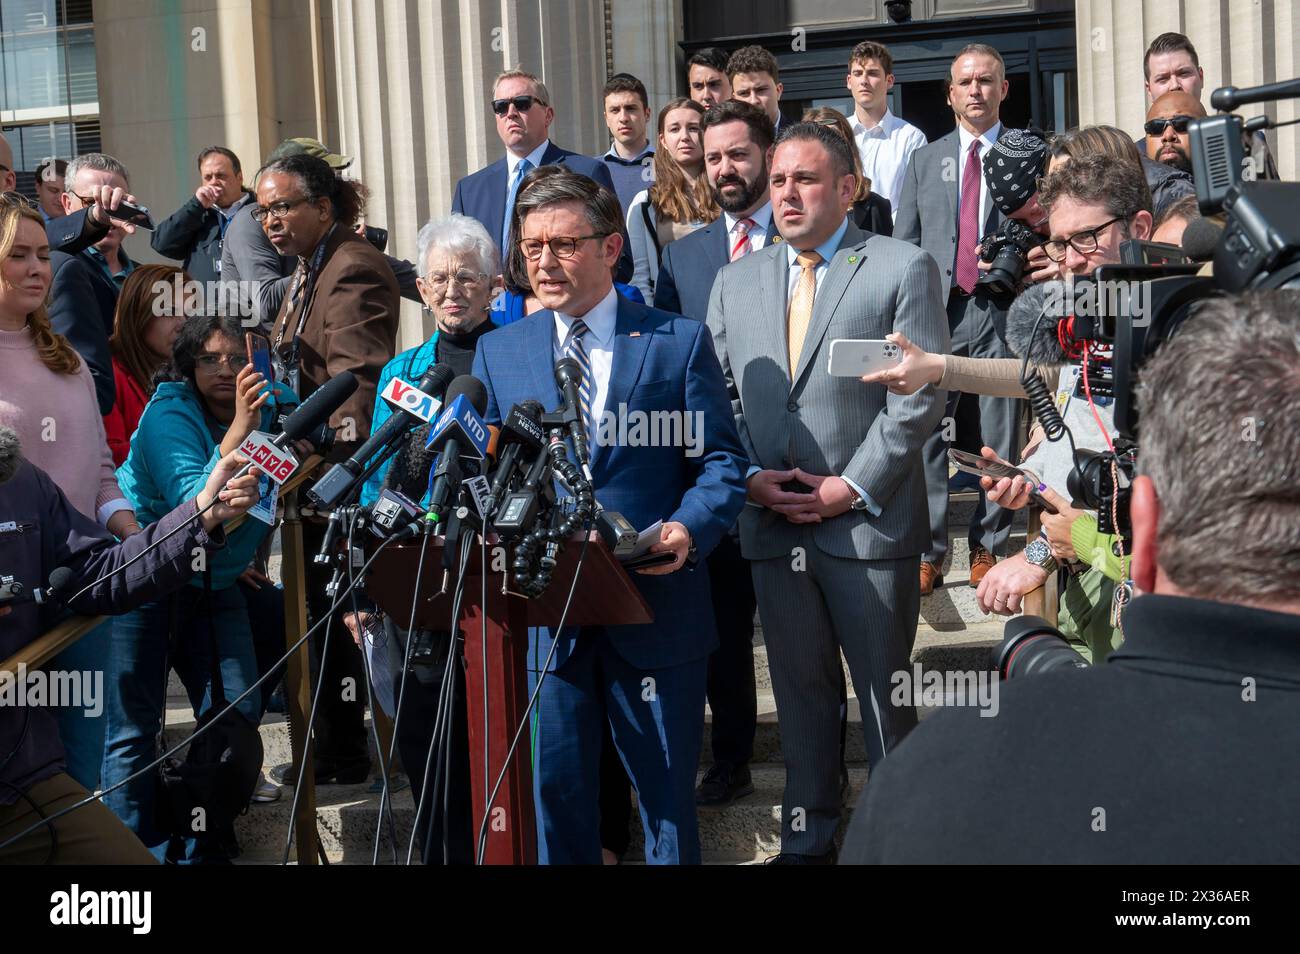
827 338 903 377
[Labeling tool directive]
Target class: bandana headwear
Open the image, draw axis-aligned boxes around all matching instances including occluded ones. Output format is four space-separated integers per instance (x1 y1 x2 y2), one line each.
983 127 1048 215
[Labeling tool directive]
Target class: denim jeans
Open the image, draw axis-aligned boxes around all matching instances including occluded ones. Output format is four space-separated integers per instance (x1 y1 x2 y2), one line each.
100 583 262 863
49 618 112 791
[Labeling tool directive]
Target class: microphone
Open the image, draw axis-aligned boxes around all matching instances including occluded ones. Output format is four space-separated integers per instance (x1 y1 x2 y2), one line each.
0 426 19 486
1005 281 1072 366
280 372 358 444
308 363 455 510
425 375 491 520
39 566 75 605
554 358 591 472
485 400 546 519
1181 216 1224 262
1210 78 1300 112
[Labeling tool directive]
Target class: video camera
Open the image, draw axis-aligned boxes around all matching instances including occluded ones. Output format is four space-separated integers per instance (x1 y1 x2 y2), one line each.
1024 77 1300 536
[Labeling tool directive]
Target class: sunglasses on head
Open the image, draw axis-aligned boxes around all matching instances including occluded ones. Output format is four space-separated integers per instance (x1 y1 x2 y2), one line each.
1144 115 1194 136
493 95 545 116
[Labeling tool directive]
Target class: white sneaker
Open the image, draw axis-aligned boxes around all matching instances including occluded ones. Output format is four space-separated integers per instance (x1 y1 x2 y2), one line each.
251 771 281 803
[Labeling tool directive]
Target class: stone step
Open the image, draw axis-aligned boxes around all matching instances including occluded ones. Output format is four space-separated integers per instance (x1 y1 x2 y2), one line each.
229 762 870 864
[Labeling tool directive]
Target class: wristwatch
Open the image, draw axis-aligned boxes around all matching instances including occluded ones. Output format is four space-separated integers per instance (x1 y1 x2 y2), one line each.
1024 537 1057 575
848 486 869 512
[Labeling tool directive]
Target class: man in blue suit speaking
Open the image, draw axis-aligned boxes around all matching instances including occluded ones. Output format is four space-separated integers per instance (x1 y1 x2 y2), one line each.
452 69 632 282
472 168 748 864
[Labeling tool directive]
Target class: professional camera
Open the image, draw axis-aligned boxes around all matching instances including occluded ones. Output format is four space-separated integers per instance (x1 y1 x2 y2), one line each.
993 615 1089 678
976 218 1045 298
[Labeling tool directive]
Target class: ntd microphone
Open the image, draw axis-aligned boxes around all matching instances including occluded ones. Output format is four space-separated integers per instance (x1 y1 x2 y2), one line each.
425 377 491 460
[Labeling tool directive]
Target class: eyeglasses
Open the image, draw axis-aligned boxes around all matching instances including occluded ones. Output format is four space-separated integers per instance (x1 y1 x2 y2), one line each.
1143 115 1195 136
518 234 610 261
425 269 487 293
250 197 312 222
1041 216 1125 262
493 95 546 116
195 353 249 375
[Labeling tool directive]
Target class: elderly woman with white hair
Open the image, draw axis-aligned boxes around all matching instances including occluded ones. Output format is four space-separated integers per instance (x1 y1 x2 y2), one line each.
343 213 501 861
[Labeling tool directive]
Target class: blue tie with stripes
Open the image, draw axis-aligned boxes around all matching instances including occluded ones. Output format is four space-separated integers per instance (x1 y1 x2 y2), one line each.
502 157 534 254
563 318 593 443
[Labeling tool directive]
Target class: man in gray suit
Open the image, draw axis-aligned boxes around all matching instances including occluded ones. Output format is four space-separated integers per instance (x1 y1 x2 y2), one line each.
708 122 949 864
894 43 1020 596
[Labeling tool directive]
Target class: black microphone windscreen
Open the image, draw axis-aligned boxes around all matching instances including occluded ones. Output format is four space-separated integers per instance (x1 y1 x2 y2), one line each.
1005 281 1071 367
420 362 456 400
0 425 20 486
1181 217 1223 262
281 371 358 441
444 374 488 415
46 566 75 599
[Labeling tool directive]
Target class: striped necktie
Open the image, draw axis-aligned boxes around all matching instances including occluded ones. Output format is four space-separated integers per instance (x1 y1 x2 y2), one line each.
502 157 534 254
563 317 593 440
730 217 756 261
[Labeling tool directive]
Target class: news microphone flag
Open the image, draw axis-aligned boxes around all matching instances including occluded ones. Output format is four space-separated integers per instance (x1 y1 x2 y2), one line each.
425 393 491 461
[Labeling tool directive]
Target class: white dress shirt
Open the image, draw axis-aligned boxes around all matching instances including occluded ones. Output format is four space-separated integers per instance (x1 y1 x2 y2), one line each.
551 285 619 438
956 121 1002 233
850 109 927 221
507 139 551 191
723 200 774 255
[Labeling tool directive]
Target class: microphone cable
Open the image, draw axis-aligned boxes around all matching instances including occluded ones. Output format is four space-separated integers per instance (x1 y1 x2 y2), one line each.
371 527 433 864
0 534 401 858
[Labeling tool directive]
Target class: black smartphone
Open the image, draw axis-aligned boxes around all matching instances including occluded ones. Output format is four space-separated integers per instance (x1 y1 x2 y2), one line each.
101 199 155 231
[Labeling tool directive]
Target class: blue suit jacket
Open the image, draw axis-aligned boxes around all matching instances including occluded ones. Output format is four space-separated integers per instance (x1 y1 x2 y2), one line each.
471 295 748 672
653 215 781 321
451 141 634 283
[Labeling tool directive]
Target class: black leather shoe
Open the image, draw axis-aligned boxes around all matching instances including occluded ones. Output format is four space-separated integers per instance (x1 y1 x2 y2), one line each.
696 762 755 807
270 759 371 786
763 847 838 865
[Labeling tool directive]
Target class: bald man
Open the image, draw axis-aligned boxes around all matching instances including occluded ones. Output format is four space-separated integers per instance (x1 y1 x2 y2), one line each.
0 133 15 193
1144 90 1206 175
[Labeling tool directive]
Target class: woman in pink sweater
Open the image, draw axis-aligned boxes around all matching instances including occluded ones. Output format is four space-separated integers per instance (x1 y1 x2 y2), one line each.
0 195 138 789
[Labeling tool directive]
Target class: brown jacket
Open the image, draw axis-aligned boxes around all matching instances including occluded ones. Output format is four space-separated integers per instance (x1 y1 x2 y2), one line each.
271 227 399 462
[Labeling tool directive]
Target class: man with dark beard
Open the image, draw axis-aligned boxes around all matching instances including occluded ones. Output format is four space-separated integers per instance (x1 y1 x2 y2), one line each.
651 99 777 808
1144 90 1204 176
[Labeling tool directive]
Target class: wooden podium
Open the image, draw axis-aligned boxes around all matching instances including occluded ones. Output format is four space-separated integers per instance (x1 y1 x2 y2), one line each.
366 530 652 865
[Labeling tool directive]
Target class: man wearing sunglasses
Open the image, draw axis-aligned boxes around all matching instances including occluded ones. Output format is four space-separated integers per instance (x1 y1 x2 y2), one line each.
1143 90 1205 176
451 70 632 282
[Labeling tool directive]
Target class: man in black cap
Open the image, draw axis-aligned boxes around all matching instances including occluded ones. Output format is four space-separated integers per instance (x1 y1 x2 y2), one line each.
980 127 1055 287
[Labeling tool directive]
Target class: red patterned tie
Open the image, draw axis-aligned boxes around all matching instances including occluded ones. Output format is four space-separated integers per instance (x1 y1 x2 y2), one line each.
955 140 982 294
730 217 756 261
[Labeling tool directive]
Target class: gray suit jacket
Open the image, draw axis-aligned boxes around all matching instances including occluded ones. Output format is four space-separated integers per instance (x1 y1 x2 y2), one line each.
894 129 1003 290
707 222 950 562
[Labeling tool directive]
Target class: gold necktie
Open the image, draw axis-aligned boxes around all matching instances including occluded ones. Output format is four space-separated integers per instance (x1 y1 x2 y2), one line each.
786 249 823 377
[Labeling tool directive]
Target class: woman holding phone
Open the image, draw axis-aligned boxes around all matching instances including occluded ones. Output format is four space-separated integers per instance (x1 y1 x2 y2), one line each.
102 315 305 863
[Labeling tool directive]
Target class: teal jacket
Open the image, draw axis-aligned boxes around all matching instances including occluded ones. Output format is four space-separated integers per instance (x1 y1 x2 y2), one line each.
360 333 440 508
117 380 294 590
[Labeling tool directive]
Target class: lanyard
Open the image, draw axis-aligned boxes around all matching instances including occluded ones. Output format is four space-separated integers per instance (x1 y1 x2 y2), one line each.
273 225 336 361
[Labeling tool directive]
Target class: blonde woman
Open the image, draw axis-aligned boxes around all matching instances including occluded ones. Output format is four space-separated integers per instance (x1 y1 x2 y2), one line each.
0 193 139 789
626 98 720 300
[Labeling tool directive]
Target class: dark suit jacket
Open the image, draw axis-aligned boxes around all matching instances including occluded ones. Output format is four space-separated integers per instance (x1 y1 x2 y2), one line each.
48 250 123 415
47 208 106 258
451 141 634 282
653 214 782 321
894 129 1003 290
472 295 747 671
850 192 893 238
151 191 254 285
269 228 400 462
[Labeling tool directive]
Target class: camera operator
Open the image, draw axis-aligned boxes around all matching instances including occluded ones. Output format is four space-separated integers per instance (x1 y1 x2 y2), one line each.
0 427 261 863
864 151 1154 661
844 288 1300 863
